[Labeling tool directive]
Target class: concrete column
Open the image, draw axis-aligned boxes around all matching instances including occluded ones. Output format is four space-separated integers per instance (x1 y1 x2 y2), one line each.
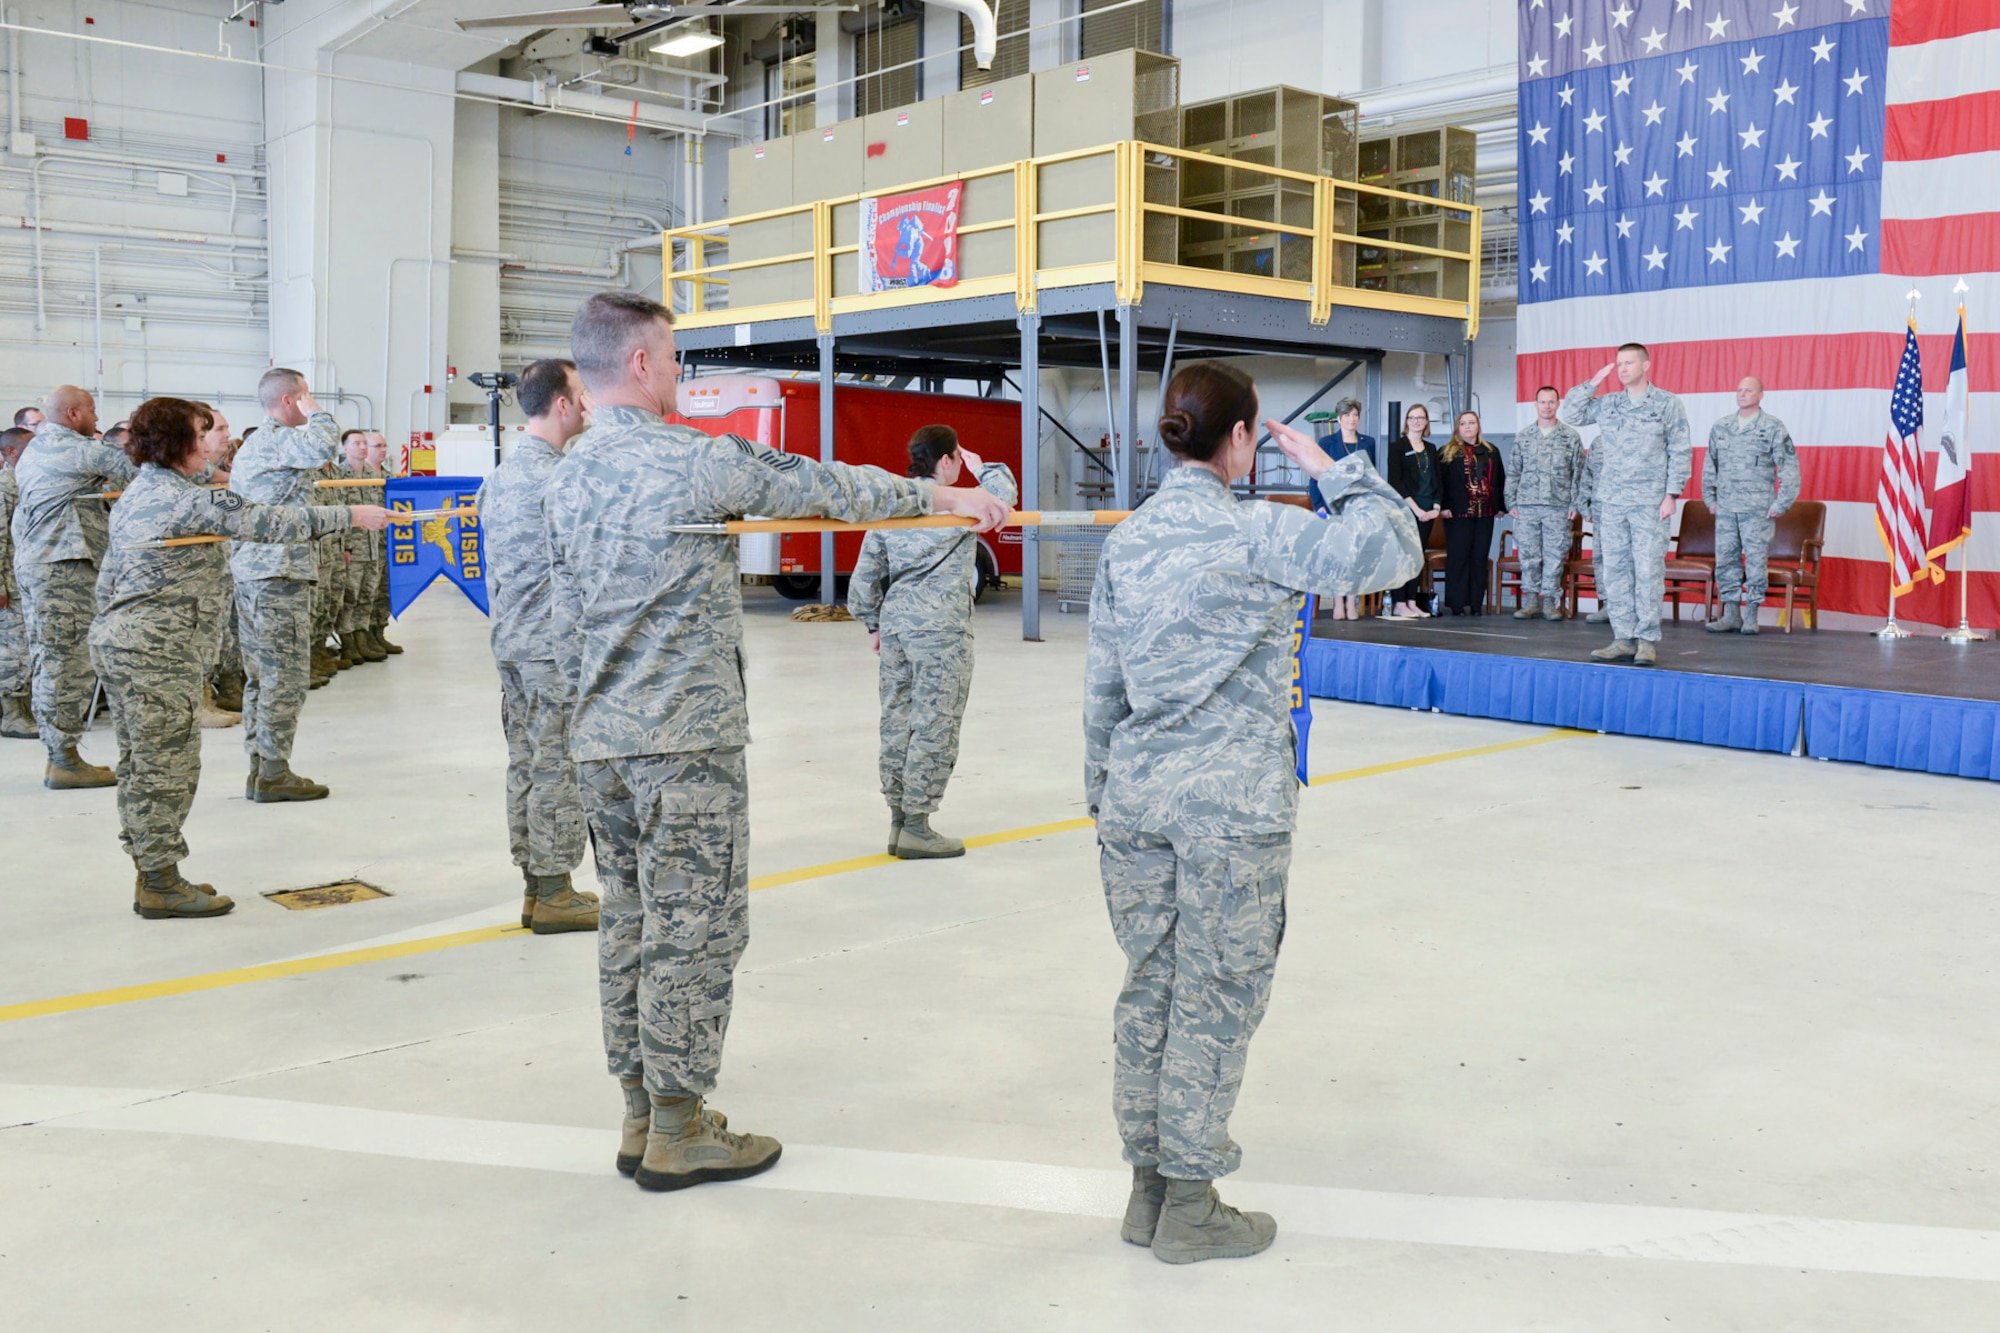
816 11 854 126
1028 0 1065 72
447 93 502 428
921 6 961 101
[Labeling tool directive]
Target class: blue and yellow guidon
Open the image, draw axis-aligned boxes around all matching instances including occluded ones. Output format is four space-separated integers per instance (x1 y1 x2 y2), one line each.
386 475 488 617
1289 593 1315 786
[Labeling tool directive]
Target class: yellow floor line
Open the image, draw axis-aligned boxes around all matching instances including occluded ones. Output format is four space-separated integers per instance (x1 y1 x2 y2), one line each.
2 729 1586 1025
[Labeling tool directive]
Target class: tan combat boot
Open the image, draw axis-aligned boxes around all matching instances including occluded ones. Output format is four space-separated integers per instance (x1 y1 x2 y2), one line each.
1150 1179 1277 1264
45 745 116 790
249 758 330 802
1634 640 1658 665
1589 639 1637 662
616 1077 726 1177
1706 605 1741 633
893 813 965 859
134 865 233 920
375 629 404 655
333 635 356 670
529 873 601 934
211 669 245 713
308 645 337 689
353 628 388 663
1121 1164 1168 1245
0 692 34 739
1512 595 1543 620
519 867 536 930
633 1093 781 1192
198 684 241 729
1739 607 1760 635
886 809 904 855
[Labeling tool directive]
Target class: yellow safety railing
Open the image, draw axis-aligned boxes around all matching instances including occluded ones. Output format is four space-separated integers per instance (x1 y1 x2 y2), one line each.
663 140 1481 340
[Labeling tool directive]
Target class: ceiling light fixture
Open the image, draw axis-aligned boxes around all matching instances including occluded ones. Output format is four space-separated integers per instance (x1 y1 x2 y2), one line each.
653 29 724 57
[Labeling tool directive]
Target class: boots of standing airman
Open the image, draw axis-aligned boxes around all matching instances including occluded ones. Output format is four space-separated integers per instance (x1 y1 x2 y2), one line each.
45 744 116 789
133 864 233 920
1121 1165 1168 1245
616 1077 726 1176
528 873 601 934
248 757 329 802
1 692 34 738
1149 1179 1277 1264
893 813 965 859
633 1092 781 1192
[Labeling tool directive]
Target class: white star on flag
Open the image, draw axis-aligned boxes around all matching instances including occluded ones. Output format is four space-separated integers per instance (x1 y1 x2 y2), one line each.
1530 260 1550 283
1706 13 1730 38
1614 141 1634 165
1583 108 1607 133
1846 145 1870 172
1708 162 1732 188
1810 35 1834 62
1677 132 1698 156
1808 112 1832 138
1584 251 1608 275
1641 101 1665 125
1641 27 1666 53
1585 179 1608 204
1845 0 1866 12
1612 72 1634 96
1808 189 1835 215
1677 58 1699 83
1845 226 1868 251
1559 151 1575 174
1708 88 1731 113
1774 154 1802 181
1844 68 1868 95
1739 123 1765 148
1527 53 1548 76
1529 191 1551 214
1772 2 1798 26
1774 232 1801 257
1738 198 1765 224
1643 172 1668 196
1557 221 1576 244
1554 13 1574 37
1707 238 1732 263
1740 48 1764 74
1773 79 1799 105
1528 122 1551 145
1674 205 1700 229
1643 246 1668 269
1609 2 1633 27
1582 38 1606 63
1615 214 1636 237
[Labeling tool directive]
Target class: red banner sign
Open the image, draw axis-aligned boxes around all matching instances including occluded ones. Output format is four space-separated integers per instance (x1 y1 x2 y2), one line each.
858 181 962 294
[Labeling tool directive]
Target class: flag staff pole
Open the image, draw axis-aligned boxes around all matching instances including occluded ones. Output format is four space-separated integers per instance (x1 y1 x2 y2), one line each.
1876 288 1921 640
1941 280 1985 645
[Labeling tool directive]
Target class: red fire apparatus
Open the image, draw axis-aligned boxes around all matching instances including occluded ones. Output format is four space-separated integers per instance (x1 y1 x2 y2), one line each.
669 374 1024 601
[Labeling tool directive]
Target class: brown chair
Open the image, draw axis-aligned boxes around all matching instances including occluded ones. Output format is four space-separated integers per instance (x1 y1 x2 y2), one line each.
1758 500 1825 631
1494 514 1582 615
1423 517 1448 609
1663 499 1716 621
1563 519 1599 619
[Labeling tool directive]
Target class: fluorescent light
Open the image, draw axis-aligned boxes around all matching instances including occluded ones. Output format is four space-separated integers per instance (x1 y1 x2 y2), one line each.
653 30 724 57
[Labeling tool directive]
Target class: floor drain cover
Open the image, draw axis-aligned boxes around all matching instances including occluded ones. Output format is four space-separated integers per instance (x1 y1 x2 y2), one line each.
265 880 389 910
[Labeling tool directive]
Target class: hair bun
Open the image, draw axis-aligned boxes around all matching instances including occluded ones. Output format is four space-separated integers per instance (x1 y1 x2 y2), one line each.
1156 408 1194 449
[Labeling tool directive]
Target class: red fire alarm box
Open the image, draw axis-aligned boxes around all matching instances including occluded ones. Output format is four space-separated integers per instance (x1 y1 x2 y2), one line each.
64 117 88 141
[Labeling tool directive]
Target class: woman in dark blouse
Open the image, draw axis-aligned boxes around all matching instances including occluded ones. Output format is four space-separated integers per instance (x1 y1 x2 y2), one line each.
1384 404 1442 618
1306 397 1377 618
1439 409 1506 616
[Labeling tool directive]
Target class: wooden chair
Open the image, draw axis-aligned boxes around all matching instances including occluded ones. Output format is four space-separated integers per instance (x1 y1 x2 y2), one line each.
1423 517 1448 610
1493 514 1582 615
1758 500 1825 632
1663 499 1716 621
1563 518 1599 619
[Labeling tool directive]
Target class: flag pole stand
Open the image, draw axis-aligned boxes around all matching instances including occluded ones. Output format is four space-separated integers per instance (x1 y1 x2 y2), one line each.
1942 550 1985 644
1874 581 1911 639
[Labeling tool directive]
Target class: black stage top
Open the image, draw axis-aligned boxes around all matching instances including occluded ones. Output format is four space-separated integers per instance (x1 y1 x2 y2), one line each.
1311 614 2000 704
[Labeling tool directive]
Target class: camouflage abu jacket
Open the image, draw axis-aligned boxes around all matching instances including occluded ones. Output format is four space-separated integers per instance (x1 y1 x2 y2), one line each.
1559 381 1693 509
93 464 350 667
1702 409 1800 515
847 461 1018 636
545 404 934 762
9 424 137 567
228 411 343 582
1505 420 1586 511
1083 456 1422 839
478 434 566 664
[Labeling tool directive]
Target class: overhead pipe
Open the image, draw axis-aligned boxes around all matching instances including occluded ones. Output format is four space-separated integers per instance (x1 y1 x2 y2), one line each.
921 0 994 69
458 71 720 136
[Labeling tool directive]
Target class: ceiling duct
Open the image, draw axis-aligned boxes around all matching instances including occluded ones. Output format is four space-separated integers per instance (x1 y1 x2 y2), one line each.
923 0 993 69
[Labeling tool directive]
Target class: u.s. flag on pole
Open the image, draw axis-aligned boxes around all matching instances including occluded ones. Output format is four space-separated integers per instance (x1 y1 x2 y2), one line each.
1880 319 1934 594
1517 0 2000 626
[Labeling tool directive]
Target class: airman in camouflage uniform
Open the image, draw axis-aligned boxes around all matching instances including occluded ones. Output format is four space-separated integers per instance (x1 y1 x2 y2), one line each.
1506 388 1583 620
359 432 401 656
10 386 132 786
477 357 598 935
1087 369 1421 1263
1702 379 1800 636
0 427 35 738
335 433 384 665
230 369 345 800
93 407 370 918
544 290 1005 1193
848 436 1017 858
1561 346 1692 665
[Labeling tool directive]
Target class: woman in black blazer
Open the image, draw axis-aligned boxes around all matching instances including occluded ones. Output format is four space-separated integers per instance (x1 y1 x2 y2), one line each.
1439 409 1505 615
1384 405 1442 618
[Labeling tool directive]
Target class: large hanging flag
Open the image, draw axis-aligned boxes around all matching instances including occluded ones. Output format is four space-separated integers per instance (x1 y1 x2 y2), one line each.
1877 321 1934 596
1514 0 2000 622
1927 302 1972 562
386 474 488 617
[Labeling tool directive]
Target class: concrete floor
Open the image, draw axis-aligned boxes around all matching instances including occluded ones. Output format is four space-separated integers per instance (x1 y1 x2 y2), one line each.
3 587 1998 1330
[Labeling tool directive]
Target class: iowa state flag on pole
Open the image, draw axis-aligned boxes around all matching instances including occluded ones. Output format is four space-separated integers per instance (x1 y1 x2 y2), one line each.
1928 302 1972 562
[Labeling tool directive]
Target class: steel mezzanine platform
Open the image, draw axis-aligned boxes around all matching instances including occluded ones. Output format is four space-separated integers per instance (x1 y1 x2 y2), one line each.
661 139 1483 639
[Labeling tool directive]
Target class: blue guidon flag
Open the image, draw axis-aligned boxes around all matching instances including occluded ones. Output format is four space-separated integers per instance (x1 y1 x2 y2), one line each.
1289 594 1315 786
386 474 487 617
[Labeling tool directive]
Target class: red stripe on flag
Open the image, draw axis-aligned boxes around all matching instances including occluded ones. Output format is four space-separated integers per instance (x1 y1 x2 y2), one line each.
1821 559 2000 626
1515 333 2000 399
1928 476 1973 556
1707 447 2000 509
1882 214 2000 276
1885 91 2000 161
1889 0 2000 46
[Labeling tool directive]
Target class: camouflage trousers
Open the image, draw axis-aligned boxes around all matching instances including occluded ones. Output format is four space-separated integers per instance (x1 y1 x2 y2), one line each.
1102 829 1291 1180
213 599 240 681
498 658 586 876
1714 509 1776 610
1513 505 1572 602
580 747 750 1097
1596 504 1671 644
367 556 390 630
236 577 313 762
90 642 202 870
311 535 345 648
0 603 26 697
876 627 973 815
16 558 101 753
338 534 370 634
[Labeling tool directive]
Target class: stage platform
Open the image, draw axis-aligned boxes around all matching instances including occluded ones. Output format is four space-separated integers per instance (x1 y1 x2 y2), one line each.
1303 616 2000 781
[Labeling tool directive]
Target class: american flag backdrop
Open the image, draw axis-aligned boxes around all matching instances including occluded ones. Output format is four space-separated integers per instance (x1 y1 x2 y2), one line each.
1515 0 2000 625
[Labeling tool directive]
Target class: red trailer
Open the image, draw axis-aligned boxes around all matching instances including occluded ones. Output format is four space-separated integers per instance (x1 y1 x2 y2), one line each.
669 374 1024 601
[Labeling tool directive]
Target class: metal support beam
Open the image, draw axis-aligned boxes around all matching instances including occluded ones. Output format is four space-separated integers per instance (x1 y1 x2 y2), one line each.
818 332 837 606
1117 304 1140 509
1020 311 1043 642
1460 339 1476 416
1364 356 1385 472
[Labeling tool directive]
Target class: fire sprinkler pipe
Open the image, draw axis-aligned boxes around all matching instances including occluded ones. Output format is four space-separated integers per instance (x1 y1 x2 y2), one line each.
922 0 995 70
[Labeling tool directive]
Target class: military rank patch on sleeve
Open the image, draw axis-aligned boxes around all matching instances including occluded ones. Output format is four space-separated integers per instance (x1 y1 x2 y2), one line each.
209 490 245 512
724 432 803 472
